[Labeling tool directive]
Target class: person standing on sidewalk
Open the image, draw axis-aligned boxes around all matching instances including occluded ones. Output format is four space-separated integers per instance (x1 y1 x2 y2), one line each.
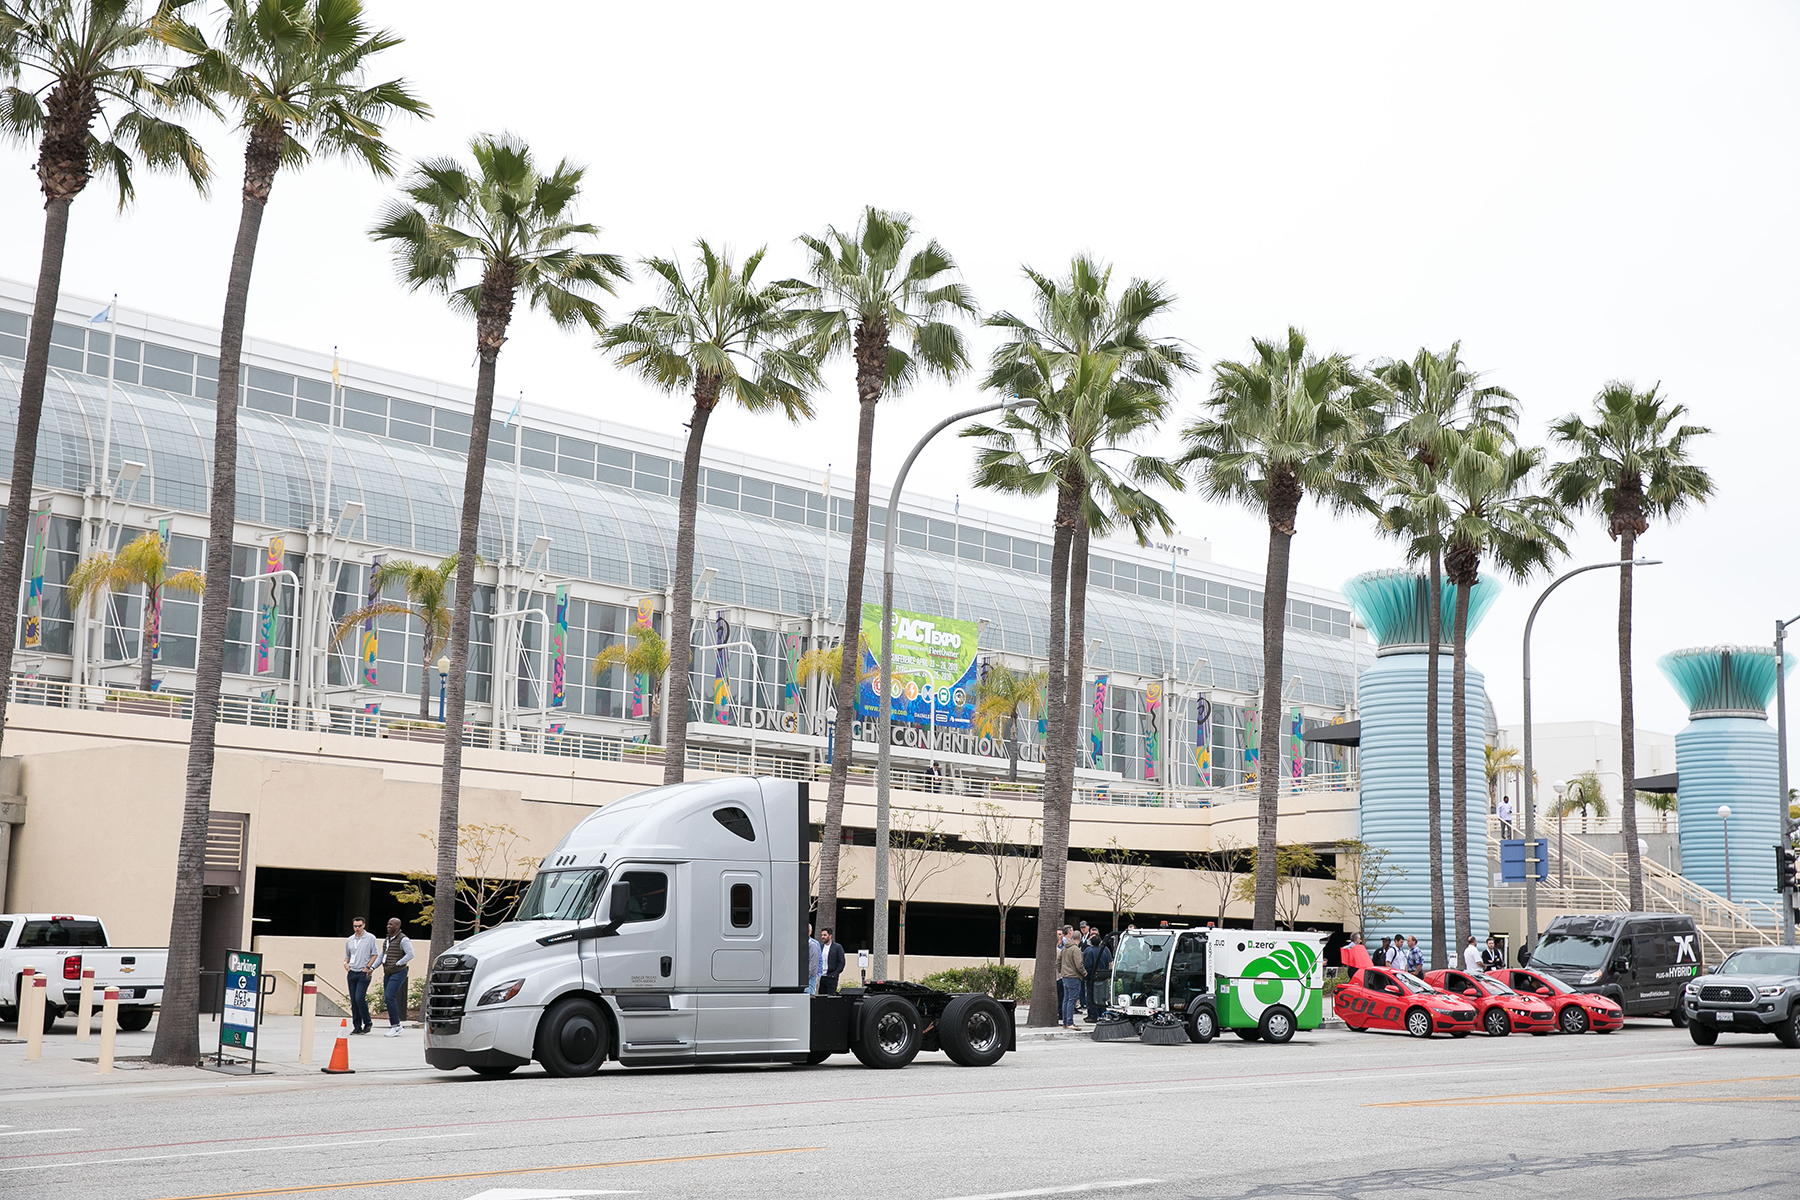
1085 931 1113 1021
819 928 845 995
1057 928 1084 1029
342 918 378 1035
807 925 823 995
379 918 415 1038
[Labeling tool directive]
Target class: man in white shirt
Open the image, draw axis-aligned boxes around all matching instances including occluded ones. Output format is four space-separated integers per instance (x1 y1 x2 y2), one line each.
1496 795 1515 838
806 925 822 995
1463 936 1485 973
342 918 379 1035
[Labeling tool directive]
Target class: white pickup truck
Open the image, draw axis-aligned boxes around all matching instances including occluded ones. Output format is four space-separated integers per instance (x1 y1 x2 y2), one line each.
1 914 167 1033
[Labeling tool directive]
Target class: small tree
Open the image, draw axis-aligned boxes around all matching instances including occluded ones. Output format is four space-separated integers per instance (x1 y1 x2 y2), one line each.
1083 837 1157 932
1485 744 1520 811
1324 837 1407 932
968 802 1040 962
973 663 1048 783
591 624 671 744
1553 770 1608 834
65 531 205 692
1232 843 1321 930
1190 833 1246 925
1643 791 1677 835
331 555 471 718
391 822 539 936
889 807 954 981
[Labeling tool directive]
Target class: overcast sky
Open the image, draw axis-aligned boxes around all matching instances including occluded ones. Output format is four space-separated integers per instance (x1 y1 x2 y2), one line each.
3 1 1796 757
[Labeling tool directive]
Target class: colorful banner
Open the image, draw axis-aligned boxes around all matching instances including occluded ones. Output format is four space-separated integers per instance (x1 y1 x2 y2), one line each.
1090 674 1108 770
550 585 568 709
855 602 979 729
631 597 653 718
1143 682 1162 780
149 517 171 661
361 554 382 687
1194 693 1212 787
23 508 48 648
255 537 283 675
1290 705 1304 787
1244 708 1259 782
712 611 730 724
782 633 802 711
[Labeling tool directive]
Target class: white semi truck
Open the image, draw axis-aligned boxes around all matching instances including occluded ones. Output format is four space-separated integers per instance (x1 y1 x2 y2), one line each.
424 778 1015 1077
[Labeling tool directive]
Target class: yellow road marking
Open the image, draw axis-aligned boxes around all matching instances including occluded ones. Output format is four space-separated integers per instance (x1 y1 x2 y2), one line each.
149 1145 820 1199
1369 1073 1800 1108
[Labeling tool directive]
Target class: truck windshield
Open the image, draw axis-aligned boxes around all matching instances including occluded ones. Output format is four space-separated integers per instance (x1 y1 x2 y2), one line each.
515 869 608 921
1530 933 1613 970
1717 950 1800 977
1111 933 1174 1002
18 919 105 947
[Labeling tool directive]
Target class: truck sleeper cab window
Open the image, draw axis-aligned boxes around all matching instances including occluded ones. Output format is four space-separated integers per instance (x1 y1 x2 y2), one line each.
713 808 756 841
729 884 753 929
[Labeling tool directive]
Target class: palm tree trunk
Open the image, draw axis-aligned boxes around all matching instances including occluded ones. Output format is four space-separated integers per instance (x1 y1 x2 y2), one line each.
138 589 155 693
1008 710 1020 783
0 195 74 757
819 322 886 934
661 383 718 785
1617 530 1643 908
418 635 432 719
152 130 280 1065
1426 549 1447 969
1028 480 1076 1026
1450 578 1473 949
1253 473 1299 929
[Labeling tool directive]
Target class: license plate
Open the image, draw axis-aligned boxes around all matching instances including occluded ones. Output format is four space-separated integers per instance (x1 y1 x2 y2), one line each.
1715 1011 1733 1021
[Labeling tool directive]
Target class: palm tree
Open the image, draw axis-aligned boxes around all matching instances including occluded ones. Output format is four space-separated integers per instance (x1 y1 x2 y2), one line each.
148 0 423 1067
972 352 1180 1025
329 556 465 719
973 662 1047 783
1484 743 1520 812
590 623 670 744
1548 382 1713 909
1554 770 1609 835
371 133 624 969
1435 427 1567 944
1643 790 1676 835
1181 328 1385 929
64 530 205 692
600 241 819 784
0 0 208 759
1371 345 1517 969
799 207 974 933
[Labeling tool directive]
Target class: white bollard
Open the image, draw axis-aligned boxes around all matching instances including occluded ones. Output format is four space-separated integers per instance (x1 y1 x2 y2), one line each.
97 986 118 1075
75 968 95 1043
23 974 46 1061
298 981 317 1066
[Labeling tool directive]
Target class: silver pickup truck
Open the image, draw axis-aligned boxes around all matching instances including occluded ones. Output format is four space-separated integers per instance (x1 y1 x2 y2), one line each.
1682 945 1800 1047
1 914 168 1033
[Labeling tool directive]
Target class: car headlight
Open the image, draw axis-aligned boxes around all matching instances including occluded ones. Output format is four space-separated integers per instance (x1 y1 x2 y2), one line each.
477 979 525 1006
1759 986 1787 998
1579 971 1602 985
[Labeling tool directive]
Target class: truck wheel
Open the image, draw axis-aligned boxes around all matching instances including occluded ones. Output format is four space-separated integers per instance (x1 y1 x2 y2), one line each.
116 1009 154 1033
1405 1008 1433 1039
940 994 1008 1067
1669 1008 1689 1028
1233 1028 1260 1042
1689 1022 1718 1046
41 1004 58 1034
851 995 921 1069
1258 1005 1296 1044
1775 1011 1800 1049
1185 1005 1217 1044
1484 1009 1511 1038
1559 1006 1590 1035
535 997 609 1078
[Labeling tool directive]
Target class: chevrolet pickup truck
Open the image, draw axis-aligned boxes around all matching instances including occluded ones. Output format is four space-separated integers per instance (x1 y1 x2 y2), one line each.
0 914 167 1033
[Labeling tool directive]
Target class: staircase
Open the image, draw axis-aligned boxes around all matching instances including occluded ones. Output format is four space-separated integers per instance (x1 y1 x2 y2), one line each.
1487 817 1787 961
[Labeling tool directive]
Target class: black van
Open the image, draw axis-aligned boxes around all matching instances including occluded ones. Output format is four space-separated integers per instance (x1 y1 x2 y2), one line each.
1522 913 1705 1024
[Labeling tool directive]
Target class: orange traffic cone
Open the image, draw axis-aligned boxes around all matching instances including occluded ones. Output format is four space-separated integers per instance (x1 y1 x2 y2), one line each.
321 1018 355 1074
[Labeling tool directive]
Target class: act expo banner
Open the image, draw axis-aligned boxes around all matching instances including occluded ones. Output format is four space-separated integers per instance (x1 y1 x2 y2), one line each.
856 603 979 729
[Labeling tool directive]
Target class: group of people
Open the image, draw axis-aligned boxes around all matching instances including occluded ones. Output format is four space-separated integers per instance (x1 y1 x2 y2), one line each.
1340 931 1509 974
1055 923 1116 1029
342 916 415 1037
806 925 847 994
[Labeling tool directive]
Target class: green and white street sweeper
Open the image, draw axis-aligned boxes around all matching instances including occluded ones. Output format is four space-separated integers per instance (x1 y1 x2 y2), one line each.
1099 928 1328 1044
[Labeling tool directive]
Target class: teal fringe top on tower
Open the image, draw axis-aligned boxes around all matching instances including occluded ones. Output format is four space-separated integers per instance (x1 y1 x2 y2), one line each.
1657 645 1794 716
1342 568 1499 649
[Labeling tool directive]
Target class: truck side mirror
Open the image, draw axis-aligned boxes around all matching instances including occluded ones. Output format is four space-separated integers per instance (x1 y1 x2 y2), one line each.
598 880 633 938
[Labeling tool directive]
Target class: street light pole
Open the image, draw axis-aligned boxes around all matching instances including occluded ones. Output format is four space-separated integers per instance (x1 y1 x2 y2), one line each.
1777 615 1798 945
1522 558 1660 958
873 400 1024 981
1719 805 1733 902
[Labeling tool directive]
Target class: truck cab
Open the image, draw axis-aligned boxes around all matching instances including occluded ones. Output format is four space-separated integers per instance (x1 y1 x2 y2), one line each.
1524 913 1704 1024
424 778 1013 1077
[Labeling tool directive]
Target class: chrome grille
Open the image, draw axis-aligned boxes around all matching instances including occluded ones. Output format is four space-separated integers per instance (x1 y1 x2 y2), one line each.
427 954 477 1034
1700 985 1754 1003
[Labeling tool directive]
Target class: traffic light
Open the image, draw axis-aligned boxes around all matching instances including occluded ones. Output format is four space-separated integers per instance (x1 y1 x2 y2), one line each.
1776 844 1798 894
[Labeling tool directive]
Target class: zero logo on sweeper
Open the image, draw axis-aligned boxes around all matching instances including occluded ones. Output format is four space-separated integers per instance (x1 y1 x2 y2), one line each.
1235 941 1318 1021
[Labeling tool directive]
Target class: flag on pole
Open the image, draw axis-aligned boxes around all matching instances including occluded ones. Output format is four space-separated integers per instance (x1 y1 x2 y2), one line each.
255 537 283 674
149 517 171 660
782 633 801 712
504 393 522 428
361 554 382 687
630 597 653 718
1244 709 1259 782
712 611 731 724
550 585 567 709
1290 705 1304 789
1090 675 1108 770
1143 683 1161 781
88 306 111 325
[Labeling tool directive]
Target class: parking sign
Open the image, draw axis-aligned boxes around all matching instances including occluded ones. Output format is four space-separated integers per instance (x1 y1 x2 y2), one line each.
222 949 261 1049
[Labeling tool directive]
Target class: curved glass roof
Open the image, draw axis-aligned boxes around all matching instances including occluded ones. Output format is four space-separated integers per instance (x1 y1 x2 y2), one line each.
0 357 1356 709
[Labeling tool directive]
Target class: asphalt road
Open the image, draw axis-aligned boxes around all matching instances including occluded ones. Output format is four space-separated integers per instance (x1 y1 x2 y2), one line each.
3 1018 1797 1200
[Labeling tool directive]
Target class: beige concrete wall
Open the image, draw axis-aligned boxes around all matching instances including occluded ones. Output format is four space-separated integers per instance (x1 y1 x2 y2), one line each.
1 704 1363 955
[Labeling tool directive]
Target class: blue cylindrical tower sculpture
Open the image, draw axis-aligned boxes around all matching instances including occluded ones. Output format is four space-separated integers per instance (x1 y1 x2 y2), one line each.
1659 645 1790 915
1344 569 1498 963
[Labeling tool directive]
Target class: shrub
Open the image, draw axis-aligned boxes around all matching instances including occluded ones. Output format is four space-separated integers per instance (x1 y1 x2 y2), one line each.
916 963 1031 1002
